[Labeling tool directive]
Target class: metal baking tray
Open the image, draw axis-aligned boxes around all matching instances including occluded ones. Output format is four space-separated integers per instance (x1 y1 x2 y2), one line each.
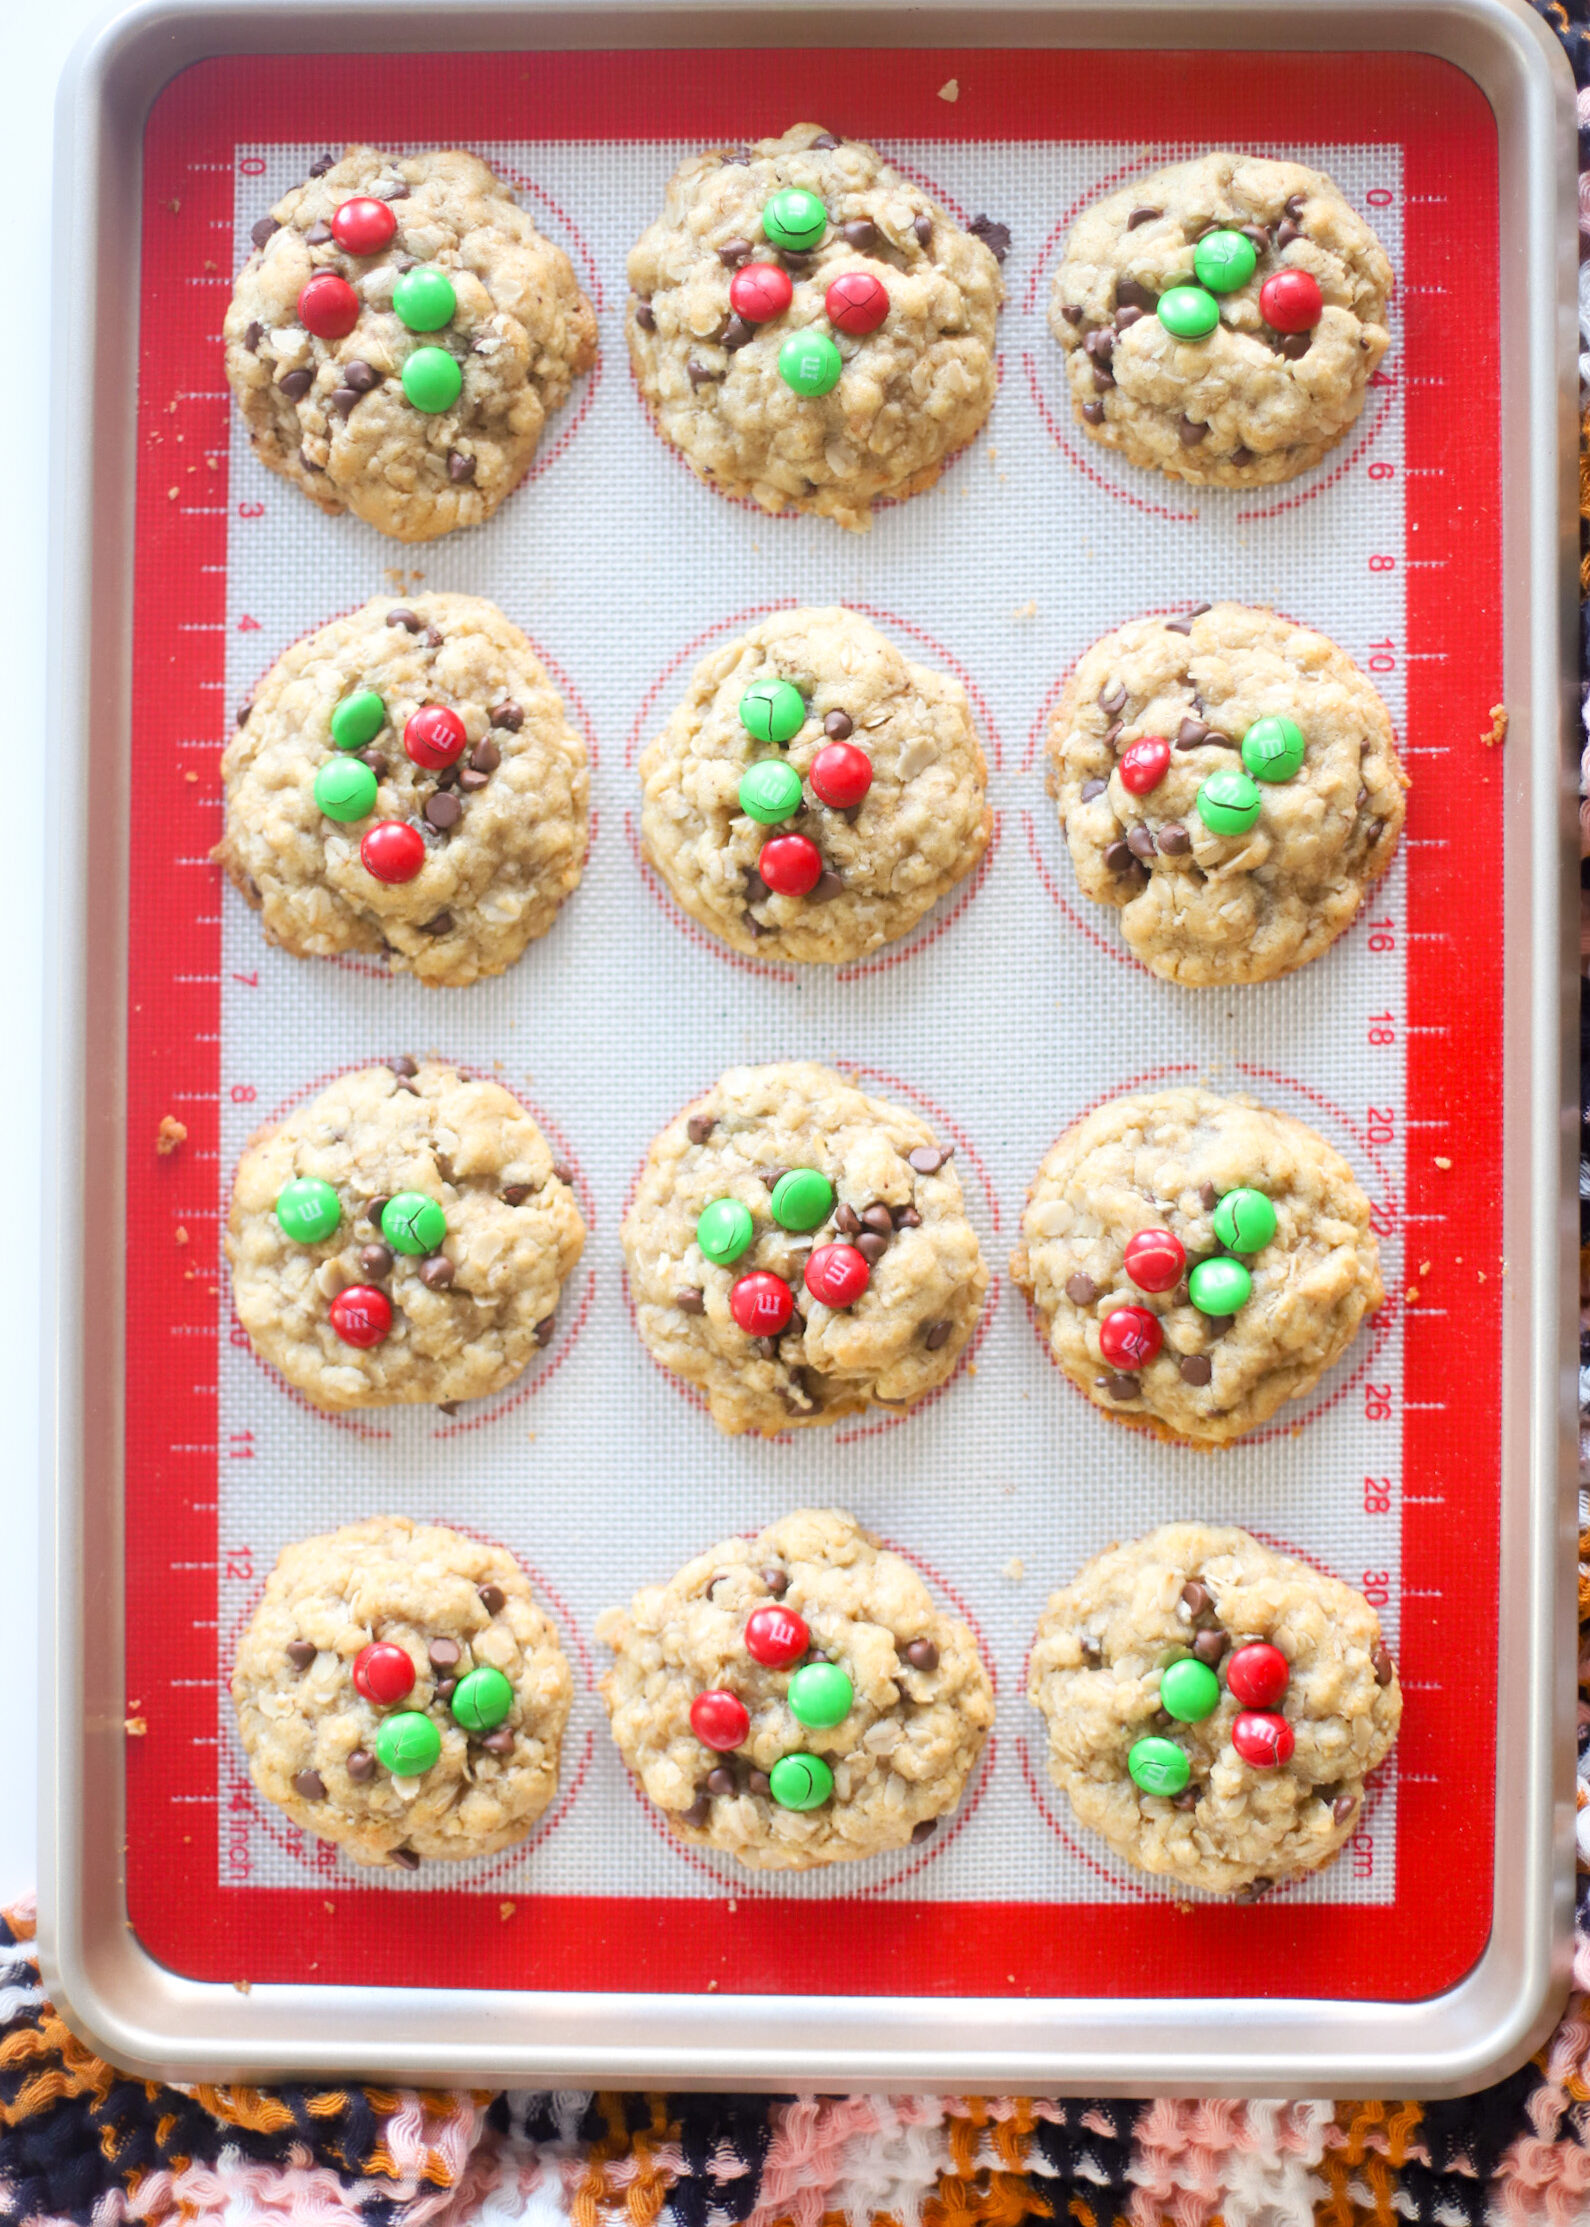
40 0 1580 2093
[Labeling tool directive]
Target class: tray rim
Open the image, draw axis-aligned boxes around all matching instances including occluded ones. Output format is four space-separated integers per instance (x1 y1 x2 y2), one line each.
38 0 1583 2095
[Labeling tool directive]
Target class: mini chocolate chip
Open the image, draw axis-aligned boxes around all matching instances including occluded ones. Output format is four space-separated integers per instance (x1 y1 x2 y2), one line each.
1241 223 1271 249
292 1768 326 1800
1065 1272 1098 1305
914 215 934 248
687 359 720 388
328 385 361 418
358 1243 393 1279
721 314 755 351
286 1639 317 1671
490 702 523 733
418 910 453 935
840 219 879 253
427 792 464 832
1127 824 1156 861
1372 1644 1395 1686
280 368 313 401
908 1146 950 1174
1285 193 1306 219
1102 1372 1140 1400
341 359 378 393
968 215 1011 261
834 1202 862 1236
1127 205 1162 229
1229 444 1254 466
1367 818 1386 844
1092 363 1115 392
478 1583 506 1614
810 132 838 150
1104 721 1125 749
1103 839 1134 873
855 1231 888 1264
1080 1634 1103 1663
1180 1581 1210 1615
309 154 334 176
1278 332 1311 359
298 448 322 473
243 322 263 353
676 1287 706 1315
1083 328 1115 362
1179 417 1210 446
1233 1876 1273 1904
1192 1627 1230 1666
1080 778 1108 803
387 607 422 631
346 1747 376 1782
428 1637 462 1672
717 237 754 266
360 751 387 776
910 1817 939 1843
456 767 489 792
903 1637 940 1674
1356 785 1369 810
1333 1793 1357 1824
447 449 477 482
1115 305 1144 330
1275 218 1302 249
389 1846 421 1871
1061 302 1084 323
1176 717 1211 749
534 1316 555 1347
1157 822 1191 855
1208 1312 1237 1340
705 1765 738 1796
436 1401 459 1417
758 1165 789 1192
481 1728 515 1754
1199 1181 1219 1210
800 869 839 901
742 907 769 936
430 1677 457 1703
761 1566 789 1597
633 298 655 330
419 1254 454 1290
1178 1353 1213 1386
1082 400 1106 425
250 214 280 248
687 1114 716 1144
1115 278 1159 313
500 1184 532 1206
304 220 334 245
919 1320 954 1355
1099 682 1127 715
748 1769 772 1797
893 1204 922 1229
366 1197 392 1230
857 1203 892 1237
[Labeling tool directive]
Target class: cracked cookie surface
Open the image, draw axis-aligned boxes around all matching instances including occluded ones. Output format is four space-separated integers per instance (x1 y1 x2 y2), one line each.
1048 604 1405 985
224 145 596 541
640 606 991 964
216 593 588 988
1011 1086 1382 1446
598 1508 994 1871
226 1062 585 1411
1050 152 1391 486
622 1062 988 1436
628 123 1004 530
233 1517 572 1868
1028 1523 1401 1896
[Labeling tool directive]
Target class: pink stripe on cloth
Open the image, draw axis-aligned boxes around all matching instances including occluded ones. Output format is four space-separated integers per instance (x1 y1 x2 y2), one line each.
1489 2137 1590 2226
1127 2099 1254 2227
746 2096 888 2227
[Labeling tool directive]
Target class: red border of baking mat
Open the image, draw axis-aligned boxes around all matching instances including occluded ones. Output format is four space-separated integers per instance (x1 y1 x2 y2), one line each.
123 49 1501 2000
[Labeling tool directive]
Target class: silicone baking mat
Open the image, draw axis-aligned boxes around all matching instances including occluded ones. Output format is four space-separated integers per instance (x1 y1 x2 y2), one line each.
123 48 1500 2003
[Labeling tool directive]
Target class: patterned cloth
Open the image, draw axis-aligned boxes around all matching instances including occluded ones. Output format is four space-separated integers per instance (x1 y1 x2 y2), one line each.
7 2 1590 2216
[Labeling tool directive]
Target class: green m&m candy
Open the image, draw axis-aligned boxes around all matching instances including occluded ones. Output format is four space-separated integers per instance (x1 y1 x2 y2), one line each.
769 1752 834 1810
739 679 807 745
1196 767 1262 836
314 757 378 823
761 187 827 252
393 265 458 332
1189 1257 1252 1316
779 330 843 397
1128 1735 1190 1797
330 688 386 753
382 1192 448 1256
787 1661 853 1729
697 1196 754 1266
771 1168 834 1232
1212 1187 1278 1254
450 1664 513 1733
1241 714 1306 783
275 1176 342 1245
1157 285 1220 340
739 759 804 824
401 346 462 414
1161 1657 1221 1724
1192 229 1258 295
375 1710 442 1777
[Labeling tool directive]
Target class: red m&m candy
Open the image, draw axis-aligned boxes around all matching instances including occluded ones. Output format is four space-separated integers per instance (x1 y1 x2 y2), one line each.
1098 1305 1163 1369
1226 1641 1290 1710
1119 736 1171 796
1231 1709 1295 1768
352 1640 414 1704
404 704 468 769
745 1603 810 1668
729 1271 795 1337
729 263 794 323
808 742 872 810
360 821 426 884
1123 1228 1186 1293
297 272 361 340
330 1283 393 1348
758 833 824 896
825 270 890 336
1259 268 1323 333
690 1689 751 1750
804 1243 870 1309
331 196 398 255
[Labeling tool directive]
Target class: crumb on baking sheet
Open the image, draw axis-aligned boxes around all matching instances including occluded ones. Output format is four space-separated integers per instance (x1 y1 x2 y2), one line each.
124 1717 147 1737
938 77 959 100
156 1115 188 1156
1482 703 1508 747
1434 1156 1452 1169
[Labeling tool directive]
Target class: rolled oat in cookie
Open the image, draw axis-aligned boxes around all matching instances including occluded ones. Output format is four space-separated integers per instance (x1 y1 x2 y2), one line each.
226 1062 584 1411
224 146 596 541
232 1517 572 1867
1048 603 1406 985
1028 1523 1401 1895
598 1508 994 1870
215 593 588 988
640 607 991 964
1011 1085 1382 1446
627 124 1004 530
622 1061 987 1436
1050 152 1391 487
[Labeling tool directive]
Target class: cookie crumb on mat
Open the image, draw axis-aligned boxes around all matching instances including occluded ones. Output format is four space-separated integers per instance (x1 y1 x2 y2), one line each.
938 77 960 100
156 1115 187 1155
499 1901 516 1921
123 1717 147 1737
1434 1156 1452 1169
1482 703 1508 747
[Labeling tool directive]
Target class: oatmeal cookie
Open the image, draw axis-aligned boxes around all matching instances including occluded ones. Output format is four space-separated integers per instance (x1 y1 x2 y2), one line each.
1028 1523 1401 1896
639 606 991 963
1049 603 1405 985
224 146 596 540
1011 1085 1382 1446
232 1517 573 1869
1050 153 1391 485
216 593 588 987
226 1061 585 1411
598 1508 993 1871
627 123 1005 530
622 1061 988 1436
